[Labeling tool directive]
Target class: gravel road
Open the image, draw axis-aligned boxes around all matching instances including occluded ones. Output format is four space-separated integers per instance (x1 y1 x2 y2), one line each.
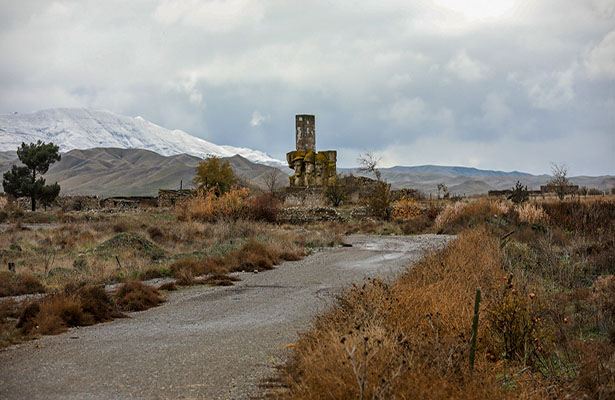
0 234 452 400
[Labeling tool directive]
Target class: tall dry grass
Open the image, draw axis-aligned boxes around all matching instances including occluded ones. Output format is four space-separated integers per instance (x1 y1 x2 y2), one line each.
275 228 548 399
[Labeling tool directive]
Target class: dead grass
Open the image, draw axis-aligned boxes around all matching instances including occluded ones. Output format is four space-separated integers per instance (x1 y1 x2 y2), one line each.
274 198 615 399
275 228 526 399
115 280 164 312
0 271 46 297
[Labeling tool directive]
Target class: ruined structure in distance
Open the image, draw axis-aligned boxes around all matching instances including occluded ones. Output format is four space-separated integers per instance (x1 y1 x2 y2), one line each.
286 115 337 187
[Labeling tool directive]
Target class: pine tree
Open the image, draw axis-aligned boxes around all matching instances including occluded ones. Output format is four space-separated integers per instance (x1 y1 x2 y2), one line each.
2 141 61 211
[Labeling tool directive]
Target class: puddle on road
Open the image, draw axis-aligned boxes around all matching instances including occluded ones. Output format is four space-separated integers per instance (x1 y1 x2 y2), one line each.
338 251 406 270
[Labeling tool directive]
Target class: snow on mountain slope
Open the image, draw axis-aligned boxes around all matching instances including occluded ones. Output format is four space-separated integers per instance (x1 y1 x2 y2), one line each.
0 108 285 166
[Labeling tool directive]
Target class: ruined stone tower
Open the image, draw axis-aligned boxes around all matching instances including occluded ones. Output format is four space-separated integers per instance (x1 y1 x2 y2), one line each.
295 114 316 151
287 114 337 188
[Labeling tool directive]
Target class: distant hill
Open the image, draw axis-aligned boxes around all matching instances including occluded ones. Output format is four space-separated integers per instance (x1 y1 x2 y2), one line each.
0 148 285 197
0 108 285 167
1 148 612 197
340 165 614 196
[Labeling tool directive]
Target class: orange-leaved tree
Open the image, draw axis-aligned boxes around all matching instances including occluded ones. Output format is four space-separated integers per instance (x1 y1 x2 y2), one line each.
193 156 238 195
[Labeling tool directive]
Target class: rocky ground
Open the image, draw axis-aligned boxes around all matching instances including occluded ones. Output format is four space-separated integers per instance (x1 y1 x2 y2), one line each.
0 234 451 400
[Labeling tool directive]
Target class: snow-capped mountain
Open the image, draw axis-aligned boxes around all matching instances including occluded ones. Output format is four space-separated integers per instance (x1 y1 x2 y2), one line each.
0 108 285 166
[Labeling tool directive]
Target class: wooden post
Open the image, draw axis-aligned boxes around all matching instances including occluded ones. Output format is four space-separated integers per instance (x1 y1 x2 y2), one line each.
469 287 482 376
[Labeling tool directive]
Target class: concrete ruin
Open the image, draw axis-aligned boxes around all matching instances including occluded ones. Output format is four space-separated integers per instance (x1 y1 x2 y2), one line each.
286 115 337 188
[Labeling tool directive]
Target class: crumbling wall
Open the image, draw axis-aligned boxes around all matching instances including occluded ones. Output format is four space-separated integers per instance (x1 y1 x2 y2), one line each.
158 189 194 207
278 206 343 224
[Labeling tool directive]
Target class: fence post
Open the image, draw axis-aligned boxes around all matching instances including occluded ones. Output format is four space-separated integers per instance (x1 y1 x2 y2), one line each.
469 287 482 376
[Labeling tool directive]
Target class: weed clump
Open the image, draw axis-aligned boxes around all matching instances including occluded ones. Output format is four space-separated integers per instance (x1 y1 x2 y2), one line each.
115 280 164 312
0 271 46 297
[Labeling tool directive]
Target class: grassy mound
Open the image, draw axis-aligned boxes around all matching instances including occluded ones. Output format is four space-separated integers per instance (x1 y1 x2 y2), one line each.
93 233 166 260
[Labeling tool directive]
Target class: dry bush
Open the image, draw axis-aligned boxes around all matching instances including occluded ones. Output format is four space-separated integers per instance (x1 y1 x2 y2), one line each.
435 199 509 233
248 192 280 222
541 200 615 235
573 341 615 399
76 285 120 322
0 299 22 347
176 188 249 222
170 257 224 278
277 229 524 399
199 274 241 286
0 271 46 297
391 196 421 220
17 294 93 336
434 201 465 231
399 214 432 234
115 280 164 312
591 275 615 341
516 203 549 226
157 282 177 291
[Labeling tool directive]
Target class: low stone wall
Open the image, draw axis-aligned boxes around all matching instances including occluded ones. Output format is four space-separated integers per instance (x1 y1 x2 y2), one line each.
284 187 325 207
278 207 343 224
57 196 102 211
349 206 370 220
158 189 194 207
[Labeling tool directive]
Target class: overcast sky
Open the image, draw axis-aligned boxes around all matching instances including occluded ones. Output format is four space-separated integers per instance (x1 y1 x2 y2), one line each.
1 0 614 175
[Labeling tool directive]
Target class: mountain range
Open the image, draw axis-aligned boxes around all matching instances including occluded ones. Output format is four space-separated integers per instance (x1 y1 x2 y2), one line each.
343 167 615 196
0 108 612 197
0 108 284 167
0 148 284 197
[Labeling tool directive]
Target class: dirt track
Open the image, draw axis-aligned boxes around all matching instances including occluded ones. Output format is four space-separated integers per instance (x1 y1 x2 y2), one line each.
0 234 451 400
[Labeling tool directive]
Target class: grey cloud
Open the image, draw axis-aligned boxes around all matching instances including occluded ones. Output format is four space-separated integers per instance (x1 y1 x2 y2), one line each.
0 0 613 175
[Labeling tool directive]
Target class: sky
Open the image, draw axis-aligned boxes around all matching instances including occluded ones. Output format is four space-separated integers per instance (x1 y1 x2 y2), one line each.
0 0 614 175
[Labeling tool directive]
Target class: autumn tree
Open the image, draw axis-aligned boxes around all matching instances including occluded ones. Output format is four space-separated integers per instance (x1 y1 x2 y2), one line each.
2 141 61 211
193 156 238 195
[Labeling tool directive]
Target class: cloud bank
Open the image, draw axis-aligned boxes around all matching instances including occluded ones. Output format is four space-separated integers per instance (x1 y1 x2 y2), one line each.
0 0 613 175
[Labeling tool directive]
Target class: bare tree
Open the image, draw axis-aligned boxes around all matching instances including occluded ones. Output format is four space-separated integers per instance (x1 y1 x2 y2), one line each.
357 152 393 219
324 174 348 207
548 162 570 200
263 168 284 195
357 152 382 181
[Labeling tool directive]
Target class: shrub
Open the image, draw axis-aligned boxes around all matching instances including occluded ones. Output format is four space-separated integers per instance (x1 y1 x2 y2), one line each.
516 203 549 226
509 181 529 204
434 201 465 231
364 181 393 220
169 257 223 277
391 196 421 221
115 281 164 312
591 275 615 341
487 285 549 362
176 188 249 222
37 295 91 335
18 294 93 336
247 192 280 222
324 176 349 207
434 199 509 233
76 285 118 322
542 200 615 235
0 271 46 297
